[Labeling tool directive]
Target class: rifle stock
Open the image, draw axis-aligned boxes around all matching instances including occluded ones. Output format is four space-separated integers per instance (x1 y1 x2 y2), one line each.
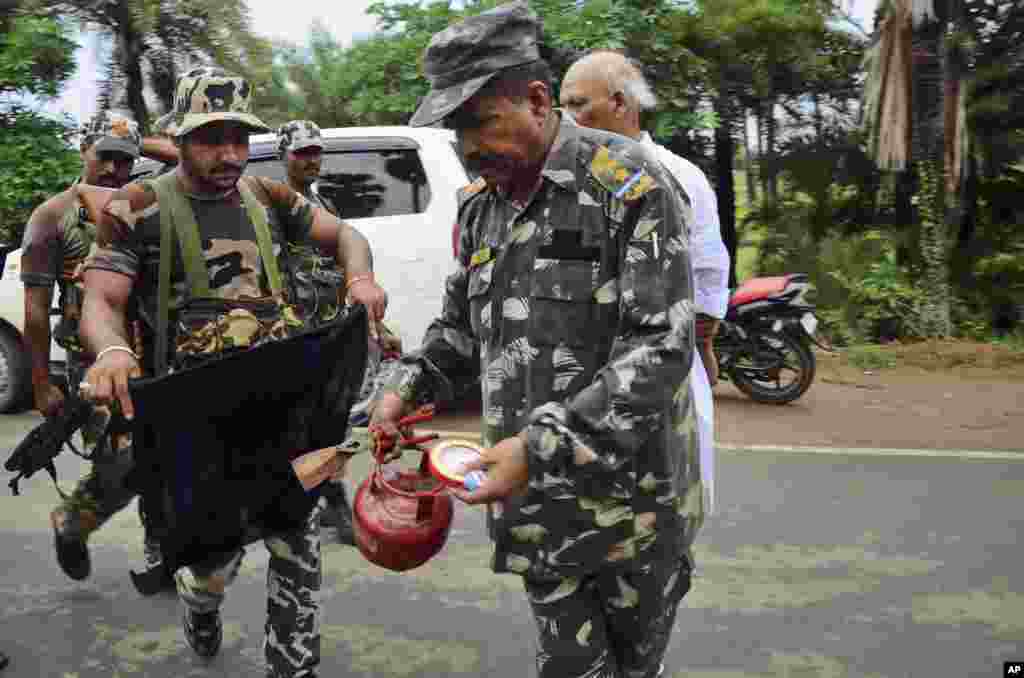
4 397 95 495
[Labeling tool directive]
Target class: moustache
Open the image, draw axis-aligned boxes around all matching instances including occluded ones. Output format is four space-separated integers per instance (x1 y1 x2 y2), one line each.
465 154 515 175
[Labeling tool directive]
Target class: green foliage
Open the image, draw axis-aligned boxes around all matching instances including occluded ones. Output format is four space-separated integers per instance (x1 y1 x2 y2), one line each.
951 169 1024 338
829 249 925 341
0 108 79 245
0 14 77 97
0 15 78 246
653 109 720 138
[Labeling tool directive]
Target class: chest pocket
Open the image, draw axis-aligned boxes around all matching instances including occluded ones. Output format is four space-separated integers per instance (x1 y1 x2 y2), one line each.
468 260 495 342
529 258 601 349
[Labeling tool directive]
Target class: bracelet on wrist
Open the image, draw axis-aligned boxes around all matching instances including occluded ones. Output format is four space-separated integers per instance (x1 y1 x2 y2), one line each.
95 345 139 364
345 273 375 291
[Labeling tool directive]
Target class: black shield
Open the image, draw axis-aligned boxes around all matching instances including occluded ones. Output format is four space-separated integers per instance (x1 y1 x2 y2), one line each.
128 305 369 572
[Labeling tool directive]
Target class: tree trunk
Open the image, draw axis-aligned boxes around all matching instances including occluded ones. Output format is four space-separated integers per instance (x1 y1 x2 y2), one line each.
812 90 824 142
911 16 952 338
714 96 739 289
764 98 779 204
743 109 757 206
755 106 768 200
115 2 149 131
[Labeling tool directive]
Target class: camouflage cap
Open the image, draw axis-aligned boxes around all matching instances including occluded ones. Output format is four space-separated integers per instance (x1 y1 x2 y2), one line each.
172 67 270 138
81 111 141 158
277 120 324 156
409 1 541 128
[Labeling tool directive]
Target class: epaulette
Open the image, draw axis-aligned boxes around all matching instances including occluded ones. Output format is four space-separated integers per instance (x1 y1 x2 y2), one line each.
589 145 656 203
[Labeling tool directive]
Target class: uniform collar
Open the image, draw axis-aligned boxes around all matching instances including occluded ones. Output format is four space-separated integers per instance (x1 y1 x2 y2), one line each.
539 111 580 192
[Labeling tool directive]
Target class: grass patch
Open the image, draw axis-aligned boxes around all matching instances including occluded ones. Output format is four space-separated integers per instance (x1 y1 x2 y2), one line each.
828 339 1024 375
843 345 899 371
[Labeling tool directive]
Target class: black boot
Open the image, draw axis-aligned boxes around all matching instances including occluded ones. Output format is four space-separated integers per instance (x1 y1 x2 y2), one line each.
131 498 176 595
129 536 175 595
183 608 222 658
319 482 355 546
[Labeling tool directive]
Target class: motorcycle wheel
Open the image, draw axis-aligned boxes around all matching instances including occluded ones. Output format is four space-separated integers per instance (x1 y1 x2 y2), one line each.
729 329 816 405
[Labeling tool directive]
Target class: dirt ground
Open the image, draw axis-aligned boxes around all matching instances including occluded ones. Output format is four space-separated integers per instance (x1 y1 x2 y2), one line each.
433 341 1024 452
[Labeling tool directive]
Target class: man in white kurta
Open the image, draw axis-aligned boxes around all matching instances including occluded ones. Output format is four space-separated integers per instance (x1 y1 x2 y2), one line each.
561 50 731 511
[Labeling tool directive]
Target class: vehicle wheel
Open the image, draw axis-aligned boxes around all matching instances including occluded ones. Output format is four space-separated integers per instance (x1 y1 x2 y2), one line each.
0 329 31 413
730 329 816 405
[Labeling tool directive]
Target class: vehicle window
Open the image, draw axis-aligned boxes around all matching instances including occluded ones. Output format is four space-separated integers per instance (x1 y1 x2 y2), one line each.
246 159 286 183
246 149 431 219
317 149 431 219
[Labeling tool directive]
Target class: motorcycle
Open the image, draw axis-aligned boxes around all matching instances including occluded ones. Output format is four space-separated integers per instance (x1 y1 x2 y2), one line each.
713 273 828 405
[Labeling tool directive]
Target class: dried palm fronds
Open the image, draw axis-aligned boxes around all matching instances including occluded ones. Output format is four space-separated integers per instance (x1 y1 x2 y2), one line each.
862 0 914 171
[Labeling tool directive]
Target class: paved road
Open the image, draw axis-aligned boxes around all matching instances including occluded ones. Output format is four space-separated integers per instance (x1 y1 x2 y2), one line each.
0 412 1021 678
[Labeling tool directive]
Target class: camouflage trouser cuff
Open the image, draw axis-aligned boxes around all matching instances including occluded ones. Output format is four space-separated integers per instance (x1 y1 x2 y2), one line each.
176 550 245 614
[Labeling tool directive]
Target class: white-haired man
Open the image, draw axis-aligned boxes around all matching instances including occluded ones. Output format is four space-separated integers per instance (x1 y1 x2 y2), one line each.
561 50 731 510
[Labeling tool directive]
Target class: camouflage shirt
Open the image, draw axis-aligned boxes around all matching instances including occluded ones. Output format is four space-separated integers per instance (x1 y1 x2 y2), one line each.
21 180 98 357
386 115 703 580
84 175 316 372
284 186 345 326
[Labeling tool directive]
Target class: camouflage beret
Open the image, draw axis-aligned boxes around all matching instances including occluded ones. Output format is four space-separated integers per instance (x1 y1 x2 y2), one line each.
172 66 270 138
277 120 324 156
409 1 542 128
81 111 141 158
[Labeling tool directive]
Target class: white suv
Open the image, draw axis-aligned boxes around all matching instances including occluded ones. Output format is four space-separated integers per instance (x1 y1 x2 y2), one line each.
0 126 468 413
244 126 469 354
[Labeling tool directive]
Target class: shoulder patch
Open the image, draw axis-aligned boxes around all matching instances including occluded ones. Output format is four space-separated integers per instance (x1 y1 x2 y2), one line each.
589 146 655 202
457 177 487 206
461 177 487 196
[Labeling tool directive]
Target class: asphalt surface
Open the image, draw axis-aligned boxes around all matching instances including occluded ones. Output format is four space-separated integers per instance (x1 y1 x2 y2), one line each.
0 411 1021 678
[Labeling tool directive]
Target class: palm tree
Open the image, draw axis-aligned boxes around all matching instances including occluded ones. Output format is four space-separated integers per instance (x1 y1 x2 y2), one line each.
862 0 964 338
27 0 272 132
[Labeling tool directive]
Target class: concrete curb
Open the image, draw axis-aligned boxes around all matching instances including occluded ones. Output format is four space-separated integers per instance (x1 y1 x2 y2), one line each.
717 443 1024 461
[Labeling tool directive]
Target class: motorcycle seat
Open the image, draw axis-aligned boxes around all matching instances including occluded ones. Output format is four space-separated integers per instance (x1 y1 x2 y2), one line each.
730 276 792 307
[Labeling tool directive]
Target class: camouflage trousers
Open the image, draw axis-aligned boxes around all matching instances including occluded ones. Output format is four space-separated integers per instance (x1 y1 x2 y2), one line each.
522 540 692 678
53 361 160 563
175 505 322 678
51 434 143 535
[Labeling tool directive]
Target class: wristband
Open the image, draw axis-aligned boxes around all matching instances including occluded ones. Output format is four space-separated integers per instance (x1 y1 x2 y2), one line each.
95 345 139 364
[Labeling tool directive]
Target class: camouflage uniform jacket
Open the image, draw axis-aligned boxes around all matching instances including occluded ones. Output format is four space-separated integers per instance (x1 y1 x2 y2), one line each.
285 186 345 327
84 175 316 375
21 180 98 358
386 115 704 581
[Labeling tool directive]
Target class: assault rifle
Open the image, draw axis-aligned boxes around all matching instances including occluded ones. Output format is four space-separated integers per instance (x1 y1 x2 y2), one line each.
4 396 95 496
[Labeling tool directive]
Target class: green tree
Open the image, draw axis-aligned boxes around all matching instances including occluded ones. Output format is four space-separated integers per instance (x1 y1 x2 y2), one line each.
863 0 968 337
265 0 864 291
0 14 79 244
28 0 272 131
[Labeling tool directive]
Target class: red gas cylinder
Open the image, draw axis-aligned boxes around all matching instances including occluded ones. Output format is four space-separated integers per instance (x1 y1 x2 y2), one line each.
353 410 454 572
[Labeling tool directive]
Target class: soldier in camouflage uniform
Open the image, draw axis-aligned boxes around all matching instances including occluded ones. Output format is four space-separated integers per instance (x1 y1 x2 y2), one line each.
276 119 358 544
20 111 178 586
78 68 387 678
371 4 702 677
